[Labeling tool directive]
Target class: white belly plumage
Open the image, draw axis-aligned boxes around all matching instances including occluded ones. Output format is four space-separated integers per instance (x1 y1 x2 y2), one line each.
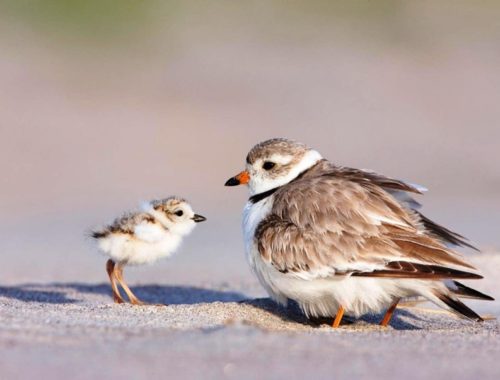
242 198 441 318
97 233 181 266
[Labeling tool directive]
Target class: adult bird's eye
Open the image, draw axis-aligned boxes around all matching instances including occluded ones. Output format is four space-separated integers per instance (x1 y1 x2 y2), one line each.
262 161 276 170
175 210 184 217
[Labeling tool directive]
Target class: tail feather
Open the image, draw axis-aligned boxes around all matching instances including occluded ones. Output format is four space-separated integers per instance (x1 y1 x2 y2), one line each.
416 212 478 251
450 281 494 301
435 292 483 322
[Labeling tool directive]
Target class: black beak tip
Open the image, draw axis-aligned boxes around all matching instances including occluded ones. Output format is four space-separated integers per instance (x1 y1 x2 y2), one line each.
225 177 240 186
193 214 207 223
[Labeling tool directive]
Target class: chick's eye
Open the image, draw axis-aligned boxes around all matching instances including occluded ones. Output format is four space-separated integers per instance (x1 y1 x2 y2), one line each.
175 210 184 217
262 161 276 170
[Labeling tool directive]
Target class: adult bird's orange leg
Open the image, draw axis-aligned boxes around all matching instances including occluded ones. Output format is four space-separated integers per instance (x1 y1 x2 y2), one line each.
106 259 124 304
380 298 400 327
332 305 345 328
113 264 146 306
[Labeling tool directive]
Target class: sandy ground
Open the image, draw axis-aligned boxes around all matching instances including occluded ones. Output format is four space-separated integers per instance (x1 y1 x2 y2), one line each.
1 253 499 380
1 3 500 379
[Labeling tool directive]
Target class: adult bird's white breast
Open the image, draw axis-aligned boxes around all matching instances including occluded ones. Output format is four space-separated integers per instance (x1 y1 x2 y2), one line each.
242 196 273 270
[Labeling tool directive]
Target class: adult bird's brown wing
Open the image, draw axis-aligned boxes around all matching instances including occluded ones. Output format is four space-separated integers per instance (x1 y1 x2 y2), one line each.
255 164 479 280
333 166 477 250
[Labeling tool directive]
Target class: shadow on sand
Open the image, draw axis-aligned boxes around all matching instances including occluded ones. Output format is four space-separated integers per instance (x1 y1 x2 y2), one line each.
242 298 422 330
0 283 421 330
0 283 247 305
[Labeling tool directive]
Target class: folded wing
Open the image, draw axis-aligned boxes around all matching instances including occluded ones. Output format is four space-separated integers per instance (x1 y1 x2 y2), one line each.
256 167 479 280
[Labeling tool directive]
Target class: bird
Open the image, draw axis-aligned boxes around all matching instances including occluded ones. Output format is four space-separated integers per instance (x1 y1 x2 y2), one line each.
91 196 206 305
225 138 493 327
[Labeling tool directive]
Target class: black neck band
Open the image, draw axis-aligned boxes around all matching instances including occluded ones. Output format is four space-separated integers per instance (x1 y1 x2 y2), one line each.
248 187 279 204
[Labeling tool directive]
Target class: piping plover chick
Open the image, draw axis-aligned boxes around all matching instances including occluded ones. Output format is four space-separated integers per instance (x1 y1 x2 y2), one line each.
225 138 493 327
91 196 206 305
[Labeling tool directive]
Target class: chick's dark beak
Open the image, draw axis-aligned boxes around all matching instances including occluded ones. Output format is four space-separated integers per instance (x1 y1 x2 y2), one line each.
225 170 250 186
192 214 207 223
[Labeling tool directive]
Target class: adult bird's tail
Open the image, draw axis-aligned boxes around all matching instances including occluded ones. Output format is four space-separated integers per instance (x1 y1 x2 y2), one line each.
449 281 494 301
434 282 494 322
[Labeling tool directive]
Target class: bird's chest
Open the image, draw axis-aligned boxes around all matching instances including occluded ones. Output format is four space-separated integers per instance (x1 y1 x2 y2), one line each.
242 197 273 270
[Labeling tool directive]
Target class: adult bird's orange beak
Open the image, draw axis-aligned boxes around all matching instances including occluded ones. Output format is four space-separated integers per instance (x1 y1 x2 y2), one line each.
225 170 250 186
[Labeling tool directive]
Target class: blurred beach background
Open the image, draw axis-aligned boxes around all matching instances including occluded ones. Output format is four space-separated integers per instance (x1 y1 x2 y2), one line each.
1 0 499 288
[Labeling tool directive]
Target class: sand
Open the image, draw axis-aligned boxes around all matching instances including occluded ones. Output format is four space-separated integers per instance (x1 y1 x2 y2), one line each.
2 3 500 378
1 253 499 380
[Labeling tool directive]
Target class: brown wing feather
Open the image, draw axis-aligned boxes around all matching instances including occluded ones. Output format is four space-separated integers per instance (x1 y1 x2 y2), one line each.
256 162 478 279
384 225 476 269
329 166 477 250
329 167 423 195
351 261 482 279
415 212 478 250
92 212 156 238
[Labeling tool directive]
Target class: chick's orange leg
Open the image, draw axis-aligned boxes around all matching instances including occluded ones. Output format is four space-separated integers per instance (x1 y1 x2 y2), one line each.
113 264 146 305
106 259 124 304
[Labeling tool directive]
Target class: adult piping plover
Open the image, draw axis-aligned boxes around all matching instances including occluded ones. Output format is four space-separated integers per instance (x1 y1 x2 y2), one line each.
225 138 493 327
91 197 206 305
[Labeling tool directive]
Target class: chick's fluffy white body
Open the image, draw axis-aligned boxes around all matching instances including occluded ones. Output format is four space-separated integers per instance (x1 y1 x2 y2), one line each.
92 196 206 306
94 197 200 266
96 227 182 266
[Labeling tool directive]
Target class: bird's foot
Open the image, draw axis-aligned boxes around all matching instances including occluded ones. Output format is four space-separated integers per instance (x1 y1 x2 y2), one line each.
130 299 167 307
